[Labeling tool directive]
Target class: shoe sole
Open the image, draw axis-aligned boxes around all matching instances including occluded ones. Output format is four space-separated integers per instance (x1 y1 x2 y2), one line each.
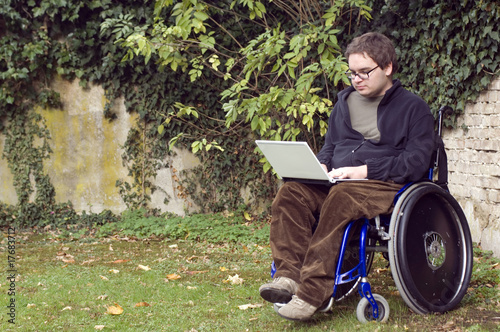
259 288 293 304
277 310 313 322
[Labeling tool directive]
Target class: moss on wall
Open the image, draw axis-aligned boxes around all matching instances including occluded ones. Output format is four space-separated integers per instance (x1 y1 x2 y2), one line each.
0 134 18 206
39 77 136 214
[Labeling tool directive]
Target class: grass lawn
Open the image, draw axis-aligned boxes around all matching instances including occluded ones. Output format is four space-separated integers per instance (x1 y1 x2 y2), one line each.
1 221 499 331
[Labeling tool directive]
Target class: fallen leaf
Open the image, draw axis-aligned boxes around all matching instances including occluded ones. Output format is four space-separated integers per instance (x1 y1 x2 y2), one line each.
135 302 151 307
97 295 108 300
61 306 72 311
238 303 263 310
187 286 197 290
219 267 228 272
169 244 178 249
226 274 244 285
107 303 124 315
138 265 151 271
111 259 130 264
100 275 109 281
185 270 208 275
109 244 113 251
109 269 120 274
166 273 181 280
186 255 207 262
27 303 36 308
94 325 105 330
56 252 75 264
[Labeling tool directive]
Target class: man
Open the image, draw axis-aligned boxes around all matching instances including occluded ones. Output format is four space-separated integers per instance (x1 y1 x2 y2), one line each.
259 32 435 321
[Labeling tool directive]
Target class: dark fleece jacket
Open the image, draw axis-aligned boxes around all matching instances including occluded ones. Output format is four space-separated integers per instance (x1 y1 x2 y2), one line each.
316 80 435 183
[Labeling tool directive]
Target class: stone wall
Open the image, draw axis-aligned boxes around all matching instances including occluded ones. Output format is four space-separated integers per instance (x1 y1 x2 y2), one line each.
443 77 500 257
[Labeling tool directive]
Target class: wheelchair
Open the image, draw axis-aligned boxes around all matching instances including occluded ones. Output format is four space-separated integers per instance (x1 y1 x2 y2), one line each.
270 107 474 323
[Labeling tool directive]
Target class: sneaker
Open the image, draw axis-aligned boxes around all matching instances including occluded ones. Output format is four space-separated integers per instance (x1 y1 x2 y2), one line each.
278 295 318 321
259 277 299 303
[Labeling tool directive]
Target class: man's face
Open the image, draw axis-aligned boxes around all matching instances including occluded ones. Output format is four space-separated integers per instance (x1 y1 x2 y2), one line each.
348 53 393 98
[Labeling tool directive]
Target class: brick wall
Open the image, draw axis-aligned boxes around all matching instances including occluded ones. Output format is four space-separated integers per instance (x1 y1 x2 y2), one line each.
443 77 500 257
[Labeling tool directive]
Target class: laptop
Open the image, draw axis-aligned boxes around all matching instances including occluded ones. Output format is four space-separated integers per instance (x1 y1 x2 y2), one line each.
255 140 366 185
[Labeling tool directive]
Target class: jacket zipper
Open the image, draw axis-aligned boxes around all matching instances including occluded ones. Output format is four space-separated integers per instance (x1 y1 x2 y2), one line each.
352 140 366 154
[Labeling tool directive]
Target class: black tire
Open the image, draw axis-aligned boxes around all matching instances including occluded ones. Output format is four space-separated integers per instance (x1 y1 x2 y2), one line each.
388 182 473 314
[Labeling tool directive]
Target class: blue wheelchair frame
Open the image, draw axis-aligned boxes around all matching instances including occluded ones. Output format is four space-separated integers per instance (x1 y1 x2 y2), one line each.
269 181 413 319
331 181 413 318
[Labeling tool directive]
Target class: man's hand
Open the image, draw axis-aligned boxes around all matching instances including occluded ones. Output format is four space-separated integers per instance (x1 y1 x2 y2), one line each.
321 164 328 174
327 165 368 179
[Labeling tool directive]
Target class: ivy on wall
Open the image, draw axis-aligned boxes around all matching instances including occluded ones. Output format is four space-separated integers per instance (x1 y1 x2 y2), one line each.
0 0 275 225
358 0 499 124
0 0 498 227
2 110 55 225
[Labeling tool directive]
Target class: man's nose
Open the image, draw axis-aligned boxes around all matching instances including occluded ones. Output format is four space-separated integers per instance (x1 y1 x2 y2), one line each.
353 75 364 82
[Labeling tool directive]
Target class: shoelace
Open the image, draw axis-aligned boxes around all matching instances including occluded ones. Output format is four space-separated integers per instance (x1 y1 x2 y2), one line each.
291 295 305 306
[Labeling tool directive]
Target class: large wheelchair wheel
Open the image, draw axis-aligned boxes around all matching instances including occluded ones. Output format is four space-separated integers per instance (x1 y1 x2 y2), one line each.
388 182 473 314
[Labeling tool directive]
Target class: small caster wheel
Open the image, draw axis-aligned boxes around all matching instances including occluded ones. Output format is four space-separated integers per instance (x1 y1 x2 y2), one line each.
356 293 390 323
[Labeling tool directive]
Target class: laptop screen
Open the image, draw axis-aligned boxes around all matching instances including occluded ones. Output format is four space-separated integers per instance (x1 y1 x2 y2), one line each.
255 140 331 182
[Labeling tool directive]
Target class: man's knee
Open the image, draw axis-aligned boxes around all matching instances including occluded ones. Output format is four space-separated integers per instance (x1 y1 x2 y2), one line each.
272 182 305 212
271 182 327 215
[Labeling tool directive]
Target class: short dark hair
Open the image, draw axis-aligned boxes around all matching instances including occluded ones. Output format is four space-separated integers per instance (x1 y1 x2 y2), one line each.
345 32 399 74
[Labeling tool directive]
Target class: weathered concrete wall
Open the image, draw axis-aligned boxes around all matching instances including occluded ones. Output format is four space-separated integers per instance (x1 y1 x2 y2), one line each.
39 78 134 214
0 77 199 216
0 134 17 205
443 77 500 257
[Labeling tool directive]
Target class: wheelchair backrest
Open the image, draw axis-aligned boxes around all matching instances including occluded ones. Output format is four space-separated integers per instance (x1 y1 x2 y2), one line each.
428 106 451 190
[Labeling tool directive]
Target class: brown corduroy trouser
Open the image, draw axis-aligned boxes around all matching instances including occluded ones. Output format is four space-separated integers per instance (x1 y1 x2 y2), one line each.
270 180 403 308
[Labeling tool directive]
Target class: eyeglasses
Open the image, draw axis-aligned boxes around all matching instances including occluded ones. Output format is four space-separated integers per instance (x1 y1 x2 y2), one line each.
345 66 379 80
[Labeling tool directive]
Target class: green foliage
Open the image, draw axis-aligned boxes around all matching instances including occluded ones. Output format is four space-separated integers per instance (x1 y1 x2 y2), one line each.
96 208 270 244
105 0 373 212
0 202 16 225
120 0 372 153
0 198 118 229
465 247 500 305
116 118 169 210
359 0 499 125
1 110 55 226
1 0 499 222
1 0 187 217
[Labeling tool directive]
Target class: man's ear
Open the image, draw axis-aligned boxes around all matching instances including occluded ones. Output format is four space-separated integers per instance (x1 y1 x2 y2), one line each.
384 62 393 77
